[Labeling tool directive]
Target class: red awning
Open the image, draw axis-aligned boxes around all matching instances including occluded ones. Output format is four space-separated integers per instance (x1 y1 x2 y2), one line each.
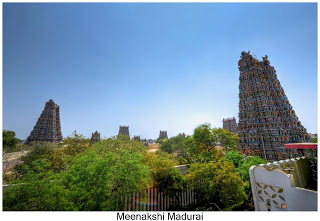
284 143 317 150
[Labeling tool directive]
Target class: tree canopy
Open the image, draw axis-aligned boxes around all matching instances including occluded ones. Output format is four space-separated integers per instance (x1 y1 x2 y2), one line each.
3 130 21 152
186 160 247 211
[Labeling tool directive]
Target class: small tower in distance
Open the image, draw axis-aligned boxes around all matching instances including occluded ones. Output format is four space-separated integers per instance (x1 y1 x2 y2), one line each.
118 126 130 138
25 99 63 144
178 133 186 138
90 131 101 145
223 117 238 134
133 136 141 142
159 130 168 139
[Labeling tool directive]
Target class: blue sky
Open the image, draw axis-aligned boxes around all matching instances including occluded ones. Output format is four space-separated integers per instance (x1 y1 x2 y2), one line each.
3 3 317 140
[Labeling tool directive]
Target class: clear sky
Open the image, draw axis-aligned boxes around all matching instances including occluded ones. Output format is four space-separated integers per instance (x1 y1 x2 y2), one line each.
3 3 317 140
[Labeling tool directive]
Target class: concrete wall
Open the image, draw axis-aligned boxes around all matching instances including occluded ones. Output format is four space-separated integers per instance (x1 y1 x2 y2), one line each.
249 157 317 211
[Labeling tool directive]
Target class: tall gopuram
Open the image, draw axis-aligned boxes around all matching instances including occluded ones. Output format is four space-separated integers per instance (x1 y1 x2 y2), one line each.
118 126 130 137
237 51 309 161
25 99 63 144
159 130 168 139
90 131 101 145
223 117 238 134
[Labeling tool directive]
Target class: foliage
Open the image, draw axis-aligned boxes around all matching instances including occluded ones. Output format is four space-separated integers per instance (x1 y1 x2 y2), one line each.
4 159 73 211
160 135 189 160
143 151 185 204
63 131 90 156
225 151 244 168
233 156 265 211
236 156 265 183
3 130 22 153
63 149 151 210
310 137 317 143
212 128 239 152
190 124 239 155
4 140 151 211
115 134 130 141
193 123 216 152
156 138 167 144
186 160 247 211
96 136 148 155
14 142 55 177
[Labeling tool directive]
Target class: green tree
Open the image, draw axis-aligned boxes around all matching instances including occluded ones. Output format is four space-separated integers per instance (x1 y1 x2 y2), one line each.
63 131 90 155
97 136 148 155
3 130 21 152
186 160 246 211
63 149 151 210
193 123 216 152
4 140 152 211
4 159 73 211
236 156 265 183
160 135 188 159
233 156 265 211
143 151 185 208
212 128 239 152
14 142 56 177
225 151 244 168
310 137 317 143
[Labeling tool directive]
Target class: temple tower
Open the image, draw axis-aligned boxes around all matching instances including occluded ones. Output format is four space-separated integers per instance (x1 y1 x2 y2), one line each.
25 99 63 144
118 126 130 137
90 131 101 145
223 117 238 134
159 130 168 139
133 136 141 142
238 51 309 160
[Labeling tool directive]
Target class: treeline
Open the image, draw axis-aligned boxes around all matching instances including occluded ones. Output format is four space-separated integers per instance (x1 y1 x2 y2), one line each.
3 124 265 211
3 130 22 153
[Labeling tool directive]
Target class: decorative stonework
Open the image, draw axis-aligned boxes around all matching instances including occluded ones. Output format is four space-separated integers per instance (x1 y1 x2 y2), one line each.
238 51 309 160
25 99 63 144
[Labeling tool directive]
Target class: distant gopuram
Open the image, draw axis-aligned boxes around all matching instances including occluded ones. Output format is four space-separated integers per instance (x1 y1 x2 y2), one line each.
178 133 186 138
25 99 63 144
223 117 238 134
238 51 309 160
90 131 101 145
159 131 168 139
118 126 130 137
133 136 140 142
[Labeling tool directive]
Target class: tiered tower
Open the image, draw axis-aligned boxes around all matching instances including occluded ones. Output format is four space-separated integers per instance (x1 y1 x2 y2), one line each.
178 133 186 138
159 130 168 139
118 126 130 137
90 131 101 145
238 51 309 160
25 99 63 144
133 136 140 142
223 117 238 134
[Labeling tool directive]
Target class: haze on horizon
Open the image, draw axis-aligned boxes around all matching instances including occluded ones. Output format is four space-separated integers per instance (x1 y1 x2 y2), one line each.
3 3 317 140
